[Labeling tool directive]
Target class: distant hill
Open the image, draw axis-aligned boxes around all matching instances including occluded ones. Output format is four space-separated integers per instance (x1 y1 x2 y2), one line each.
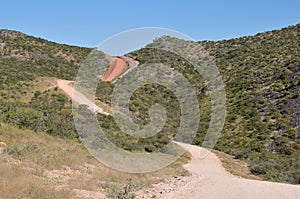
0 29 91 63
0 29 91 90
0 24 299 184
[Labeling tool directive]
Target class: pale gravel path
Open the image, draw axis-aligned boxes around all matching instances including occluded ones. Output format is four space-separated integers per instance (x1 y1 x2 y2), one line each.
162 143 300 199
57 80 110 115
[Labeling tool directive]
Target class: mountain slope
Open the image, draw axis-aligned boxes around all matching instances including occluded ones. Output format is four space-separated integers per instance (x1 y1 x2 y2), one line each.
0 30 92 139
123 23 300 183
0 30 190 198
0 24 299 184
0 29 91 90
198 24 300 183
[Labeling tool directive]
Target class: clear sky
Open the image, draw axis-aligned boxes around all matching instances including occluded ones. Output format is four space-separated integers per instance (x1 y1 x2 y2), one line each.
1 0 299 47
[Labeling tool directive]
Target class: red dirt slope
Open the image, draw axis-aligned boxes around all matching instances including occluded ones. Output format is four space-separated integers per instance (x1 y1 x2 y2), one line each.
100 57 127 82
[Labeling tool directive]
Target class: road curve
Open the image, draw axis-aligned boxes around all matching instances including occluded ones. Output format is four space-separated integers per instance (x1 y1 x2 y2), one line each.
170 142 300 199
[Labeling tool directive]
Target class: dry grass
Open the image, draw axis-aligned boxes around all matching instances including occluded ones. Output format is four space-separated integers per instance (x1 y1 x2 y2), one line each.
0 75 191 198
0 164 69 198
0 123 191 198
213 149 261 180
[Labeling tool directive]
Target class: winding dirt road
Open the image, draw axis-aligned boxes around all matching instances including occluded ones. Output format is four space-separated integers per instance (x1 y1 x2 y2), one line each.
57 56 300 198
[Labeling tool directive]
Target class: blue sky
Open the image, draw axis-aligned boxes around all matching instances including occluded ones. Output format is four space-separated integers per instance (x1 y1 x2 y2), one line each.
1 0 300 47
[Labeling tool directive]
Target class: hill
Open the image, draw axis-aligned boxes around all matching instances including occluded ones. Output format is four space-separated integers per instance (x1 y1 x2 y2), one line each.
96 24 300 183
200 24 300 147
199 24 300 183
0 30 190 198
0 29 91 90
0 29 92 139
0 24 299 185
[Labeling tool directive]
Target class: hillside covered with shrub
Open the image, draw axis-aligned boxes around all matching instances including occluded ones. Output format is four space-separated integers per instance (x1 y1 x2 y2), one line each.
200 24 300 183
0 24 299 184
0 30 92 140
97 24 300 183
0 30 189 198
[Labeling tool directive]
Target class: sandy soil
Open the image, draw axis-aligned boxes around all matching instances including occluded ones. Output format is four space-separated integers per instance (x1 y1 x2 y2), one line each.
100 57 127 82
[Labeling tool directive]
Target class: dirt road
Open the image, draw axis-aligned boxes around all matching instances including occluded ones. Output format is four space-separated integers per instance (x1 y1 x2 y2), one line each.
166 143 300 199
100 57 127 82
57 80 110 115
